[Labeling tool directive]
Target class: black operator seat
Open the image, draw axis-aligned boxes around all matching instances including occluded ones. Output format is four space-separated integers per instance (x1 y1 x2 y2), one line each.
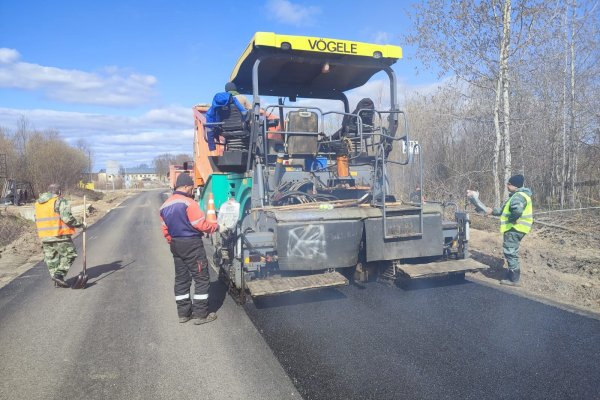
331 97 375 141
345 97 375 136
217 95 248 138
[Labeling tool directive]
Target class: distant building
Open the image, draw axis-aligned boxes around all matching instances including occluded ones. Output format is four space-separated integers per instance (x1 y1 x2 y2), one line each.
97 168 123 190
123 167 158 182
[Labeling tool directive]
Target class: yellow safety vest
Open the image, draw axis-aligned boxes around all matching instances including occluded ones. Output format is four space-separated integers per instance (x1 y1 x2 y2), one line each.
500 192 533 234
34 197 76 238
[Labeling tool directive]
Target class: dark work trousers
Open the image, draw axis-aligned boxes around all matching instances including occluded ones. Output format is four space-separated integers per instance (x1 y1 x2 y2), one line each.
169 237 210 318
503 229 526 273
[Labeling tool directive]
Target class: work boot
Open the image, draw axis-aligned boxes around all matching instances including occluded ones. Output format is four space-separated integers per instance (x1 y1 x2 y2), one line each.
193 312 217 325
51 274 70 288
179 315 191 323
500 270 521 287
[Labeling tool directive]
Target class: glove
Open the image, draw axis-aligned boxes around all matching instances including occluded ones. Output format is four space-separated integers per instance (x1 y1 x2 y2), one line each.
218 224 229 234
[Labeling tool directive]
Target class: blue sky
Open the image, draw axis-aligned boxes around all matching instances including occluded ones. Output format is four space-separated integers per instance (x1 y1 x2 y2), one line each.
0 0 440 171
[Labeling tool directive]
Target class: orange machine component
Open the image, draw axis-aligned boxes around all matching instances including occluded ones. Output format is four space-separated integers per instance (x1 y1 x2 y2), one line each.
337 155 349 177
265 111 282 140
192 105 281 188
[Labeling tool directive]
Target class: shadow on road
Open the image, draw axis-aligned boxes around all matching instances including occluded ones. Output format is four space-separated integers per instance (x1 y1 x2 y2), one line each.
470 249 506 281
67 260 135 288
251 288 347 309
208 278 227 313
396 273 471 291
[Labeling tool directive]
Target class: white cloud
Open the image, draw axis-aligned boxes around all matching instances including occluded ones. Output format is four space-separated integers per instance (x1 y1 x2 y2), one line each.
0 48 20 64
140 106 191 126
374 31 391 44
267 0 320 26
0 106 193 169
0 48 157 107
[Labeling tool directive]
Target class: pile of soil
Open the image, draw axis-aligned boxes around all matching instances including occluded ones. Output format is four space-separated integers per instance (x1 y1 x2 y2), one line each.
0 213 29 247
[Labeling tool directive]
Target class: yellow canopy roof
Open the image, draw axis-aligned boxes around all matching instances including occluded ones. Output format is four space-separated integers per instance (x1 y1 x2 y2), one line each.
229 32 402 99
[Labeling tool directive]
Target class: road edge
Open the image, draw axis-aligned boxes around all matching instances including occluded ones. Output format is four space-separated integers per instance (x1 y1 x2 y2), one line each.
467 273 600 321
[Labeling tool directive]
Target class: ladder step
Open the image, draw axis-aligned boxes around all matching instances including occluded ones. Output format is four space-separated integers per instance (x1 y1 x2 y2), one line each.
397 258 488 279
246 271 348 297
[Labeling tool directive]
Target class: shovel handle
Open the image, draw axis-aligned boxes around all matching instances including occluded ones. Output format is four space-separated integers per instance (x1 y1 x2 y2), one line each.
83 195 86 273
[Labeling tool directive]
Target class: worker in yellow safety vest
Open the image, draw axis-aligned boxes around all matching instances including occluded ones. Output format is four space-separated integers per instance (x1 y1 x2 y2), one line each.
486 174 533 286
35 184 85 288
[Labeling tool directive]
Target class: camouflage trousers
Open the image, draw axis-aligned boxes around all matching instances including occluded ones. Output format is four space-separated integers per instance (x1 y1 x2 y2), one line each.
42 240 77 278
503 230 526 273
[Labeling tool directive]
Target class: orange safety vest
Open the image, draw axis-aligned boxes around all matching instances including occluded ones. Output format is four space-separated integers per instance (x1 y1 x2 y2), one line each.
34 197 76 238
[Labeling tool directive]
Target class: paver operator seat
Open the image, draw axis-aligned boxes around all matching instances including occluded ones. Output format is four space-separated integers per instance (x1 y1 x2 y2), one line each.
205 92 250 172
331 97 376 156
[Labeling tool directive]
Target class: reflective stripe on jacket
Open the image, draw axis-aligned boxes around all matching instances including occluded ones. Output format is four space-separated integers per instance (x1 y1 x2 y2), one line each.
35 197 76 238
500 192 533 234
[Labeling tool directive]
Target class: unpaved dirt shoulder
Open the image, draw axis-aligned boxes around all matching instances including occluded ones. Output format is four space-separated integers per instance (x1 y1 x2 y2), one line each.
0 190 140 289
467 225 600 315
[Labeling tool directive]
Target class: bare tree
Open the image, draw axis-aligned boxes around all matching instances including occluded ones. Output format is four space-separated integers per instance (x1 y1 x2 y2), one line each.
76 139 94 183
25 130 88 193
404 0 600 209
406 0 544 205
153 153 173 179
153 153 193 180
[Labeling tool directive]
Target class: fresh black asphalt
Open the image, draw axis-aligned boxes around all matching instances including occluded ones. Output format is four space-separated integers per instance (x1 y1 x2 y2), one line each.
244 277 600 400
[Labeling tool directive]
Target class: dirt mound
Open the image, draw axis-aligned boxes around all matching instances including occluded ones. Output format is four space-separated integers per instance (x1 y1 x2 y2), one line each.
0 213 30 247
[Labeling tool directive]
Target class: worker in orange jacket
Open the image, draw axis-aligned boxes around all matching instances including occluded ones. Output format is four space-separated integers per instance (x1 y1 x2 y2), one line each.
34 184 84 288
159 174 218 325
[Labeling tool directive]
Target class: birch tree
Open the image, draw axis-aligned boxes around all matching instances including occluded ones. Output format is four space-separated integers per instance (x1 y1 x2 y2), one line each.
500 0 512 199
406 0 543 205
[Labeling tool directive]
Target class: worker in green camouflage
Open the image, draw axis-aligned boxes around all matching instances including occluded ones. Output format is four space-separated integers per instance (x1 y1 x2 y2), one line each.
34 184 84 288
486 174 533 286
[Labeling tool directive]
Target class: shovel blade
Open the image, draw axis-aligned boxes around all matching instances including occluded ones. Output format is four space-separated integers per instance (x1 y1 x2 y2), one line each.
72 272 88 289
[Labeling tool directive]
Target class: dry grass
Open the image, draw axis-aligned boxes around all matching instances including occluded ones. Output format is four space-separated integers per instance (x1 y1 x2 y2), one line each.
0 214 31 247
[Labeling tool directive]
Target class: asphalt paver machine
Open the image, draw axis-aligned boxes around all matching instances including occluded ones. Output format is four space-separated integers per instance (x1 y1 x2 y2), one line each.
193 32 486 302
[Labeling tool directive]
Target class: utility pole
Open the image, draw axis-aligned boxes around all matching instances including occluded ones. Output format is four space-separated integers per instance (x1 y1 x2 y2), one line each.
88 150 92 186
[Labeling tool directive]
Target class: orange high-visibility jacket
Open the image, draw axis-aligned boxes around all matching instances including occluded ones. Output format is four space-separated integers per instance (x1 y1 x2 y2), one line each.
35 197 75 238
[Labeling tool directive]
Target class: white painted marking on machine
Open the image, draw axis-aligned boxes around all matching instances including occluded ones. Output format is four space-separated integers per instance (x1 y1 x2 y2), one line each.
287 224 326 260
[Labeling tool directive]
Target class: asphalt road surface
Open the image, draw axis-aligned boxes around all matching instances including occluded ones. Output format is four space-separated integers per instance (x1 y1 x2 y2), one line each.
0 190 299 400
245 279 600 400
2 189 599 400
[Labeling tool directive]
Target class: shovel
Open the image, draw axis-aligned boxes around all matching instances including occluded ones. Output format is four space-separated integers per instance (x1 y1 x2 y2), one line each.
72 195 88 289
